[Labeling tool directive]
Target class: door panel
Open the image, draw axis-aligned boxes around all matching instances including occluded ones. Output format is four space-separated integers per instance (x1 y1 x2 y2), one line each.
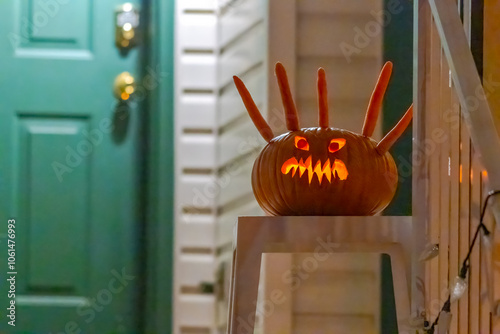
20 117 89 291
0 0 143 332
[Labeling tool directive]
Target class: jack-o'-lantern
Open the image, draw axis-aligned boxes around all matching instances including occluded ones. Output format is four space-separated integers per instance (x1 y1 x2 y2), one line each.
233 62 412 216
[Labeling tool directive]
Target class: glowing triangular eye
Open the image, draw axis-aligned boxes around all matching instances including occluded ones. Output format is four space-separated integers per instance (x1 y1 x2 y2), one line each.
295 136 309 151
329 138 346 153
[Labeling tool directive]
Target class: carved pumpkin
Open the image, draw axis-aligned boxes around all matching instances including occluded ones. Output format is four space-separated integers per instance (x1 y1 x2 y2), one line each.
233 62 412 216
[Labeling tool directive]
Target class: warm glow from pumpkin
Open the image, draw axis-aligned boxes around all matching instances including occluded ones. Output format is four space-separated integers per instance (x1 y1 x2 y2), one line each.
329 138 346 153
281 156 348 184
295 136 309 151
232 61 412 216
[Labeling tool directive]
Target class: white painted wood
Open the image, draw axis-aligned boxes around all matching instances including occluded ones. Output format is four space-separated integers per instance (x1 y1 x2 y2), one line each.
218 24 266 88
217 162 254 207
293 315 375 334
178 14 217 50
216 201 262 248
178 94 216 130
297 0 382 14
217 121 265 168
176 1 393 333
294 0 383 139
294 252 382 273
177 174 217 209
269 4 385 334
218 0 266 48
177 254 216 287
215 1 269 332
297 14 382 58
177 216 216 249
298 98 370 133
179 135 216 169
227 216 412 334
178 295 216 327
414 0 500 330
428 0 500 228
257 254 293 334
292 270 378 314
218 68 265 127
266 0 296 135
296 57 381 102
179 55 217 89
411 0 428 322
174 1 219 333
180 0 217 12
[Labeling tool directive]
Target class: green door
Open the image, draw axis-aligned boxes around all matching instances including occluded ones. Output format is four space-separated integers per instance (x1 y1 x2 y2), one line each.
0 1 146 332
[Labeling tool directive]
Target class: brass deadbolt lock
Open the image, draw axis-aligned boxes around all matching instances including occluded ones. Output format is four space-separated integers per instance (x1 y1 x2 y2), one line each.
115 3 140 50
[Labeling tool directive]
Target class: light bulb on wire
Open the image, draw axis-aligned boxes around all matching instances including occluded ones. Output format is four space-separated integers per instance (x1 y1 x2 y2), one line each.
450 266 468 302
424 190 500 333
437 299 452 334
419 243 440 262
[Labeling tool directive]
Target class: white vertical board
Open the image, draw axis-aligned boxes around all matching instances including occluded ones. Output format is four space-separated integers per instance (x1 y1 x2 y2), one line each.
174 1 218 333
215 0 268 331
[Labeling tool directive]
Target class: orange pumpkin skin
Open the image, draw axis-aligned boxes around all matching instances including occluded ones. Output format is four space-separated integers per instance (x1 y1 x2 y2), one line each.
251 127 398 216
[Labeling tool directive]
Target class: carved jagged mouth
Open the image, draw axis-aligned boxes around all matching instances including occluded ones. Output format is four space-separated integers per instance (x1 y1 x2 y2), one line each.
281 156 348 185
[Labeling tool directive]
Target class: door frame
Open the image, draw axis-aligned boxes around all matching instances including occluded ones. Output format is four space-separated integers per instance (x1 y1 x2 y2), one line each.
145 0 175 331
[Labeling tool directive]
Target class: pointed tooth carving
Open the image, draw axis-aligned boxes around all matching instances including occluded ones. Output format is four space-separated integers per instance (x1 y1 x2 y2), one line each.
323 159 331 183
313 160 323 184
305 156 313 183
298 158 307 177
281 156 348 184
308 160 314 184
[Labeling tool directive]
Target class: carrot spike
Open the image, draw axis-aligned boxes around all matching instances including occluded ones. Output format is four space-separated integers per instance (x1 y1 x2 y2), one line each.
233 75 274 142
362 61 393 137
317 67 329 128
376 104 413 154
275 62 300 131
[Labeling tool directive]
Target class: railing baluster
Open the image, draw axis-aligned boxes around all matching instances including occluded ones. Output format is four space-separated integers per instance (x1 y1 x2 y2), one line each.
428 0 500 228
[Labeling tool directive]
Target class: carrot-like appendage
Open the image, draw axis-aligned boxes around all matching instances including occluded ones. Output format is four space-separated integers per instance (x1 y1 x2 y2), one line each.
317 67 329 128
362 61 393 137
275 62 300 131
233 75 274 142
376 104 413 154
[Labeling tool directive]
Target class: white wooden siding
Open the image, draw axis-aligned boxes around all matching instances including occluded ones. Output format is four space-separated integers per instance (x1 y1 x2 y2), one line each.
295 1 383 138
175 1 387 333
174 1 218 333
215 0 268 331
289 2 384 333
291 254 381 334
175 0 268 333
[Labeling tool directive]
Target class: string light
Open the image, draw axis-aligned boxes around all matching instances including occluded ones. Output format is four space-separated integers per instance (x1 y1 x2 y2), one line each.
437 299 452 334
425 190 500 333
426 297 450 334
419 243 440 262
450 266 468 302
480 226 492 249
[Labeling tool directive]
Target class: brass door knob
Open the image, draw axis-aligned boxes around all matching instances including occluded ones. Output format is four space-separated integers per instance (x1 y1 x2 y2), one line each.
113 72 135 101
